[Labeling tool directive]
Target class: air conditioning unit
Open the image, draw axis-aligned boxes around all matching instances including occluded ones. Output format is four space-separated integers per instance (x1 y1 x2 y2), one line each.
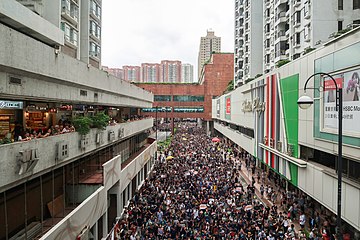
108 130 115 142
56 141 69 161
328 32 336 38
18 149 39 175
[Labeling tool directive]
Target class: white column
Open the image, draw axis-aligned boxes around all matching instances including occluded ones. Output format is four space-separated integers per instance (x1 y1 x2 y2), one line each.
206 121 210 136
102 212 108 238
93 222 98 240
117 183 122 217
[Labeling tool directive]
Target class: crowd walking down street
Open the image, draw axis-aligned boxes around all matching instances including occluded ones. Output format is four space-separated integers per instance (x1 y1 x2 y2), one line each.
113 123 343 239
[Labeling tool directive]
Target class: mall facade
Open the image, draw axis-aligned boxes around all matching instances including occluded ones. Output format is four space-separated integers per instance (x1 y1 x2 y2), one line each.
213 28 360 235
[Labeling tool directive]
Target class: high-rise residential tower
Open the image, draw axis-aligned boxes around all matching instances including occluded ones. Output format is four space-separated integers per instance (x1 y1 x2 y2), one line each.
181 63 194 83
141 63 161 83
234 0 360 87
123 65 141 82
160 60 182 83
197 30 221 81
234 0 263 86
266 0 360 73
103 66 124 79
17 0 102 69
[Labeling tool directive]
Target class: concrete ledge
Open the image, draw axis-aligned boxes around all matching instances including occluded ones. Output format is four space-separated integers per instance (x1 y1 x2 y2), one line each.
0 0 64 46
259 143 307 168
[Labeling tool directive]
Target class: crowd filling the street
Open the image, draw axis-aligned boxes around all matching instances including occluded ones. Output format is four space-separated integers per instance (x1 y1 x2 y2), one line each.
113 122 342 239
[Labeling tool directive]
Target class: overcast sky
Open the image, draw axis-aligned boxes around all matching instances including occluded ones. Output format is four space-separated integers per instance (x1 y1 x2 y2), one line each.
102 0 234 72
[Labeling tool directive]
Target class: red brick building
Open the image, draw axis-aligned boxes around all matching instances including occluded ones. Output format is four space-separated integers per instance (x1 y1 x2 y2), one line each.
135 53 233 126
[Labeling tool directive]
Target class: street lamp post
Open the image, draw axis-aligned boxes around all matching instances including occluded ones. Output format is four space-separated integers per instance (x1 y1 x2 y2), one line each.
155 106 158 141
165 107 168 139
297 72 343 240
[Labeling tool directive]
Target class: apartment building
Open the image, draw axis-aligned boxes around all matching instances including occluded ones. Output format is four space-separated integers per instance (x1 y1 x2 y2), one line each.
0 1 155 239
123 65 141 82
198 30 221 81
102 66 124 80
234 0 263 86
181 63 194 83
141 63 161 83
17 0 102 68
160 60 182 83
234 0 360 86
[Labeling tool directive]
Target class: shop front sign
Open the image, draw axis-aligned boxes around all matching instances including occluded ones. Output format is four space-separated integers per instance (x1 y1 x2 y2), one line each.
242 98 265 113
0 100 23 109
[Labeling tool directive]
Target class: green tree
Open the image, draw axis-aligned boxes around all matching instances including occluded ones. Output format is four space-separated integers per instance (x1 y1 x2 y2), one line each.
73 116 93 135
91 112 110 130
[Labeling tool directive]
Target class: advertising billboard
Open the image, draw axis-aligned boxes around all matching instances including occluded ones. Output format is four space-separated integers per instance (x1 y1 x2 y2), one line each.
323 68 360 135
225 96 231 120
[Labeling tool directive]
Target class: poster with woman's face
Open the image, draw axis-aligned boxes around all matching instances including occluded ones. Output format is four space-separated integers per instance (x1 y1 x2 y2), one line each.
323 68 360 136
344 70 360 102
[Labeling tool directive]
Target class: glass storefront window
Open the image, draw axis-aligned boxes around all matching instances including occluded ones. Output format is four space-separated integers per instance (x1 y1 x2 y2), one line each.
173 95 204 102
173 107 204 113
154 95 172 101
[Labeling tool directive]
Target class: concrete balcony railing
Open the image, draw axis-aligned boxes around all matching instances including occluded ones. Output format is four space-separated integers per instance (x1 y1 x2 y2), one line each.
0 118 153 191
39 140 157 240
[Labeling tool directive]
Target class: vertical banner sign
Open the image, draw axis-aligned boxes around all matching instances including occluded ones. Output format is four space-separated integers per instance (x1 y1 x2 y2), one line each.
323 69 360 135
225 96 231 120
265 74 280 168
216 99 220 117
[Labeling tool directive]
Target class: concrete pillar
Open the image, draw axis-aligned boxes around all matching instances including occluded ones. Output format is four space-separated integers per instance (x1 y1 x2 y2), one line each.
197 118 202 127
92 221 98 240
206 121 210 136
102 212 108 238
117 183 122 217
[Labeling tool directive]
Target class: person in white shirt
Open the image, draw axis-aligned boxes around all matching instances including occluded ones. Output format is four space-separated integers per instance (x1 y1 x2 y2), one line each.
299 212 306 229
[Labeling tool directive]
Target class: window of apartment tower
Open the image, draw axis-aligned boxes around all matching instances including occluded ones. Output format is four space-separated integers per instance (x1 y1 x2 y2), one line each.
354 0 360 9
338 21 343 31
296 32 301 44
338 0 343 10
265 54 270 64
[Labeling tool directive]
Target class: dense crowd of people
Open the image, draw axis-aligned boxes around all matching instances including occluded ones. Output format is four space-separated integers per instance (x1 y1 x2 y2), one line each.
11 121 76 142
115 123 307 239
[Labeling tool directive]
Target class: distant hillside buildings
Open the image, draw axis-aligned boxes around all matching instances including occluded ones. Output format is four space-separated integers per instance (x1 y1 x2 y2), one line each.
103 61 194 83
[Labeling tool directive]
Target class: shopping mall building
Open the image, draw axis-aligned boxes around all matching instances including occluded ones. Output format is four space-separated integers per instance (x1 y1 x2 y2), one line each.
0 1 156 239
213 28 360 235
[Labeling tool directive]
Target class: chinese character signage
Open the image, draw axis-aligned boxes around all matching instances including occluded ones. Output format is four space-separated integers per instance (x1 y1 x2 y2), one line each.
216 99 220 117
225 96 231 120
323 69 360 135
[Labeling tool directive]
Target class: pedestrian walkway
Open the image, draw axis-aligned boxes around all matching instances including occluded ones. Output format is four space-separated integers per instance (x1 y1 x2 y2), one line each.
231 152 337 239
113 123 295 239
234 157 302 230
